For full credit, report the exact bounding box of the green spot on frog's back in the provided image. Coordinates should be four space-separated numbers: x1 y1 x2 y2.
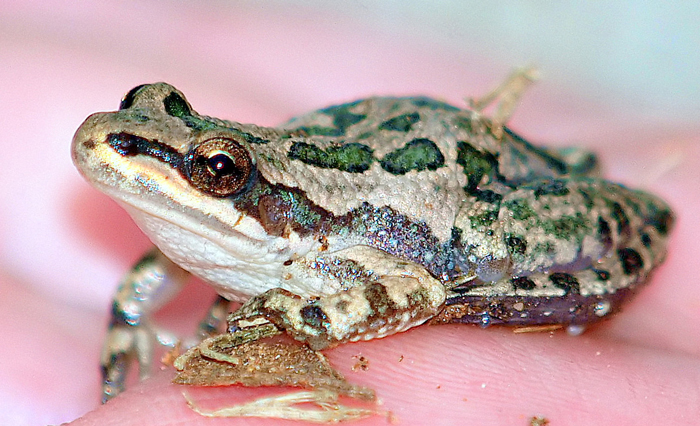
618 248 644 275
288 142 374 173
549 272 580 294
164 92 191 118
471 210 499 228
456 142 498 193
380 138 445 175
410 97 460 112
541 212 591 241
164 92 218 131
296 126 344 137
379 112 420 132
503 198 536 221
333 111 366 129
531 180 570 198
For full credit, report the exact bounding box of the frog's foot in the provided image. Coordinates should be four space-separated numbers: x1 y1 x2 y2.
228 246 447 351
184 389 378 423
173 328 380 422
469 66 539 135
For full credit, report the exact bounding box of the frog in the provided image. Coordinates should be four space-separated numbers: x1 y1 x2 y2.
71 72 674 404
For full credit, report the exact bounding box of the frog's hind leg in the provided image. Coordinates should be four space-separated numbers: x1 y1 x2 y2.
442 178 674 328
501 177 673 290
438 263 641 328
470 66 539 129
227 246 446 351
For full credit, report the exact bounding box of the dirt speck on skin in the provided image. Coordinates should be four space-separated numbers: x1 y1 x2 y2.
352 355 369 371
529 416 550 426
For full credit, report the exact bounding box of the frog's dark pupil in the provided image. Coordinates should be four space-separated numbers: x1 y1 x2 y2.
207 153 236 176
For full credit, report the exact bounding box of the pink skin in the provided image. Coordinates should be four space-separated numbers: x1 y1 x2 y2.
10 107 700 426
2 2 700 425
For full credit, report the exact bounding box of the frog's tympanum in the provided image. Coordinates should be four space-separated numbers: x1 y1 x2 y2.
72 75 674 410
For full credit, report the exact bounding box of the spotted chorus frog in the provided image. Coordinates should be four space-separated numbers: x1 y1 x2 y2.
72 75 674 402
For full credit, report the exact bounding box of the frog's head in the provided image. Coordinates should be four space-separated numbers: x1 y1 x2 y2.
72 83 293 298
73 82 262 195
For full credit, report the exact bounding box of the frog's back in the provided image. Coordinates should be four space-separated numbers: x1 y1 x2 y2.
250 97 475 244
282 96 467 155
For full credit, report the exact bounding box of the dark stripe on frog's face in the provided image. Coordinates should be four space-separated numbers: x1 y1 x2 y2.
106 132 183 169
106 130 255 198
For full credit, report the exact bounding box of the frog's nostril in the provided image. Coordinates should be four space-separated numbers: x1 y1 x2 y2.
81 139 96 150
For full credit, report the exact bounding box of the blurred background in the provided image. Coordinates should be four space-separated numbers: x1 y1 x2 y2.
0 1 697 424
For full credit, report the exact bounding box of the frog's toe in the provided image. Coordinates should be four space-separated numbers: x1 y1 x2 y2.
100 323 155 403
101 351 128 403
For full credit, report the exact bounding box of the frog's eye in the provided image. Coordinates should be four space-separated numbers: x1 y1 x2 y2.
184 138 253 197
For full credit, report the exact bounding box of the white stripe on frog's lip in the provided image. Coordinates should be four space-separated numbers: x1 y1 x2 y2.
74 132 287 256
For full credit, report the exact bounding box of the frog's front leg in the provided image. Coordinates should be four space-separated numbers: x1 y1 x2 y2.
101 248 190 402
227 246 446 351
